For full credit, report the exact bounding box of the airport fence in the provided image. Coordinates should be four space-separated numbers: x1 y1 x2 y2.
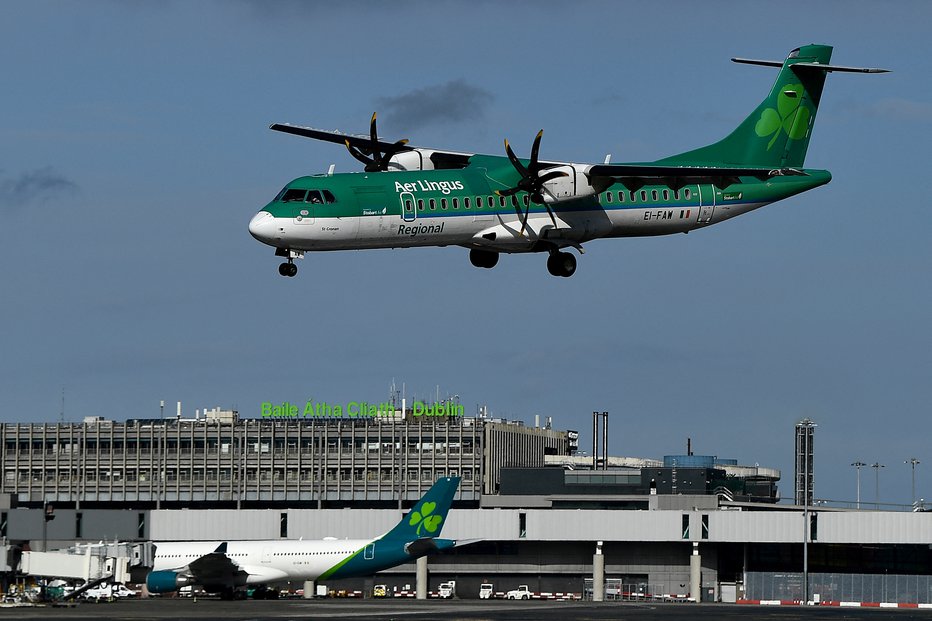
746 571 932 604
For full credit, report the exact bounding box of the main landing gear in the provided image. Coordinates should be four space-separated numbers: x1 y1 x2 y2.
278 261 298 277
546 250 576 278
469 248 578 277
469 249 499 269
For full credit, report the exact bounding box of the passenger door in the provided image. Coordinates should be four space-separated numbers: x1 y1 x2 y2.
697 185 715 223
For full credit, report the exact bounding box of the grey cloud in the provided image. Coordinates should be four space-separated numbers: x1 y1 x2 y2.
867 98 932 122
376 80 494 132
0 167 78 210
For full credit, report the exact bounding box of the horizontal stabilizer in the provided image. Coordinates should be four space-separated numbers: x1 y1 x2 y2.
732 57 889 73
731 57 783 68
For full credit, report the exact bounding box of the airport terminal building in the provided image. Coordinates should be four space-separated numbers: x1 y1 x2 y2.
2 410 932 604
0 409 568 508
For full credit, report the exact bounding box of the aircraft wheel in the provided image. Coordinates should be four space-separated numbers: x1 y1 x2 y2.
279 262 298 277
469 249 499 269
546 251 576 277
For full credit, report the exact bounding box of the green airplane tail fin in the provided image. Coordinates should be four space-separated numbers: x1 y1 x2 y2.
382 476 460 541
658 44 833 169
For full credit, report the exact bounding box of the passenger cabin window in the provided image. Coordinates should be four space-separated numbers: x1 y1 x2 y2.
619 191 625 202
476 196 483 208
417 199 424 211
489 196 495 208
323 190 337 203
464 197 471 209
684 188 692 200
307 190 323 204
607 192 613 203
651 189 658 201
452 198 459 209
523 195 529 207
404 199 413 213
281 188 307 203
662 189 669 201
441 198 448 210
429 199 436 210
499 196 506 208
640 190 647 202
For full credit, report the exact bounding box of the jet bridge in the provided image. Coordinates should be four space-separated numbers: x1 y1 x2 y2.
18 541 153 584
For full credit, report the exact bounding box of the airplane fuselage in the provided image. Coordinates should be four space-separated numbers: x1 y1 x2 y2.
153 538 380 587
249 167 831 256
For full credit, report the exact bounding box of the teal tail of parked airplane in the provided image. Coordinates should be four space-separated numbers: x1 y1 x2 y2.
382 475 459 541
318 476 461 580
147 477 462 597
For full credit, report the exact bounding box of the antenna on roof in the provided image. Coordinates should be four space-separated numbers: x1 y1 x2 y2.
327 164 335 175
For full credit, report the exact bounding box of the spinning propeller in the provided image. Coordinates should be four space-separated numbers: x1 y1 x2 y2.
345 112 410 172
496 130 568 236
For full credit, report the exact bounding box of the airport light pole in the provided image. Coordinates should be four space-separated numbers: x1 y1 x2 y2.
906 458 920 506
871 462 885 509
851 461 866 509
798 419 815 605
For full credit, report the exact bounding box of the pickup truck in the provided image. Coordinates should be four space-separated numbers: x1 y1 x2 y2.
438 581 456 599
478 583 494 599
505 585 532 600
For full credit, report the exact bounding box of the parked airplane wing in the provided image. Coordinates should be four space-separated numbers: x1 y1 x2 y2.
186 542 247 585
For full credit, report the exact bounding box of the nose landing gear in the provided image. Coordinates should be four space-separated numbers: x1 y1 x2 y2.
274 248 304 277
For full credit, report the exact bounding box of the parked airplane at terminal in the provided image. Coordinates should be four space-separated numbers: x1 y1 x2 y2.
249 45 886 278
145 477 460 599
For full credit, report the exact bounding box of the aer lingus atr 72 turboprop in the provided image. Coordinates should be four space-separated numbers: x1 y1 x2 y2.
146 477 459 599
248 45 886 278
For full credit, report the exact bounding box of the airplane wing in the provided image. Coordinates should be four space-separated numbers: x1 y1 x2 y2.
270 122 475 170
270 123 416 155
586 163 808 190
186 542 248 586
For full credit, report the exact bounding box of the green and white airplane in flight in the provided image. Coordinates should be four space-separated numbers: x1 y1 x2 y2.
249 45 886 278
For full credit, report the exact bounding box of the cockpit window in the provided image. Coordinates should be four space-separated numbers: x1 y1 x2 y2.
322 190 337 204
281 188 307 203
307 190 323 204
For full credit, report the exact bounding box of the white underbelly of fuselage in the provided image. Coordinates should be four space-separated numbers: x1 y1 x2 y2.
276 201 767 251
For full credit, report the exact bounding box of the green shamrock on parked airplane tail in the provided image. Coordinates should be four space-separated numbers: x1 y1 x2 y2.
755 83 811 150
409 500 443 536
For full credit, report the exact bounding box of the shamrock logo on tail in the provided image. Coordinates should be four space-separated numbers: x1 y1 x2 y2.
409 501 443 536
754 83 811 149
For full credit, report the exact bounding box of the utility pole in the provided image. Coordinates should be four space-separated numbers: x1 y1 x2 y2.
906 458 920 507
871 462 885 509
851 461 866 509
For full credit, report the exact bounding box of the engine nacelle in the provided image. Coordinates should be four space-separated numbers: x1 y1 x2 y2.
146 569 193 593
388 150 431 171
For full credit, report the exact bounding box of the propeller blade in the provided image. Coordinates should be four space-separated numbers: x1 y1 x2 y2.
369 112 378 145
518 201 532 237
528 130 544 176
545 204 558 228
494 187 520 197
504 139 529 178
345 140 374 167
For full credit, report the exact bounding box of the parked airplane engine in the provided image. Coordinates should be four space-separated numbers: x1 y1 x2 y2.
146 569 193 593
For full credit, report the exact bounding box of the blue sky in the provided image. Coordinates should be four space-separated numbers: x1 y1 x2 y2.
2 1 930 506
